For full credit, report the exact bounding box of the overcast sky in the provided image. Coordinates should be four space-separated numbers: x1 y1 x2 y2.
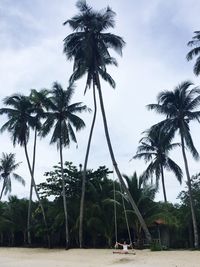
0 0 200 203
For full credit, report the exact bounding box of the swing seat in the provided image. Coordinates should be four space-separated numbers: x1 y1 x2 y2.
113 250 136 255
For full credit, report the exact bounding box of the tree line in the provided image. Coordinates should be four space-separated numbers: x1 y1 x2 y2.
1 161 200 249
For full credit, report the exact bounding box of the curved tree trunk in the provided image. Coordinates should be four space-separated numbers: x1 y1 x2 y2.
96 75 152 244
24 141 51 248
59 139 69 249
180 134 199 248
160 164 167 202
27 128 37 245
79 82 97 248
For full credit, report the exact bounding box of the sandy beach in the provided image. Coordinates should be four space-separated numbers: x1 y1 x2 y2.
0 248 200 267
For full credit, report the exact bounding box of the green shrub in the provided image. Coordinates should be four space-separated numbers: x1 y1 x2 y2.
150 240 162 251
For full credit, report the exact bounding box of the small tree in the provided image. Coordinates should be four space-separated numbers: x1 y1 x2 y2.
0 153 25 200
133 127 182 202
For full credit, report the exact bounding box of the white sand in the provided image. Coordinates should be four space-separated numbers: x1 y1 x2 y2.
0 248 199 267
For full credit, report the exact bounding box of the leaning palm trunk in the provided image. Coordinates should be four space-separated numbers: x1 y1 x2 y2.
160 164 167 202
96 75 152 243
0 181 6 200
24 141 51 248
180 134 199 248
79 83 97 248
59 139 69 249
27 128 37 245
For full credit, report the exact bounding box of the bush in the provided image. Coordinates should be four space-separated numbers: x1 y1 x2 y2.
150 240 162 251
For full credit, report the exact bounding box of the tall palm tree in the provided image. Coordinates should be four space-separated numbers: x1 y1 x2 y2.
132 127 183 202
147 80 200 248
0 94 50 247
0 153 25 200
63 0 151 246
40 82 88 249
187 31 200 75
26 89 49 245
63 0 118 248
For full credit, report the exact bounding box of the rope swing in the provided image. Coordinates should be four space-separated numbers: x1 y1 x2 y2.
119 181 133 248
112 167 134 251
113 177 118 244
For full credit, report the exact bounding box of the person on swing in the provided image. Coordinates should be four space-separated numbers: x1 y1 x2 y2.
114 240 132 254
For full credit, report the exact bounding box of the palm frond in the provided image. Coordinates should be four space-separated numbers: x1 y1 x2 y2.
147 104 169 115
193 56 200 75
69 67 87 85
98 68 116 88
186 93 200 111
76 0 90 13
50 121 62 146
67 113 86 131
142 161 159 183
133 152 155 162
186 47 200 60
166 158 183 184
101 33 125 56
67 123 77 144
187 111 200 122
40 114 55 137
13 173 25 186
182 123 199 160
68 102 90 114
4 178 11 194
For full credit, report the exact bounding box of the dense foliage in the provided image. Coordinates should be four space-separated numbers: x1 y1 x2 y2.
0 162 200 249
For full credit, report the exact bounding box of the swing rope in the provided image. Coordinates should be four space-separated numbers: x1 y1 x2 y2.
119 181 133 248
113 167 133 248
113 178 118 244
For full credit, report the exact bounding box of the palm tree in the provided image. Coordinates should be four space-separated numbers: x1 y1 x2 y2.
132 127 183 202
26 89 49 245
122 172 157 246
63 0 118 248
123 172 157 207
187 31 200 75
40 82 88 249
147 80 200 248
0 153 25 200
0 93 50 247
63 0 151 246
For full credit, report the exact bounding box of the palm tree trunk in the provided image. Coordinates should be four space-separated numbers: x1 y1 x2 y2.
27 128 37 245
160 165 167 202
0 233 3 245
0 181 6 200
96 74 152 244
59 139 69 249
79 82 97 248
180 134 199 248
11 231 14 246
27 180 33 245
24 141 51 248
23 230 27 245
